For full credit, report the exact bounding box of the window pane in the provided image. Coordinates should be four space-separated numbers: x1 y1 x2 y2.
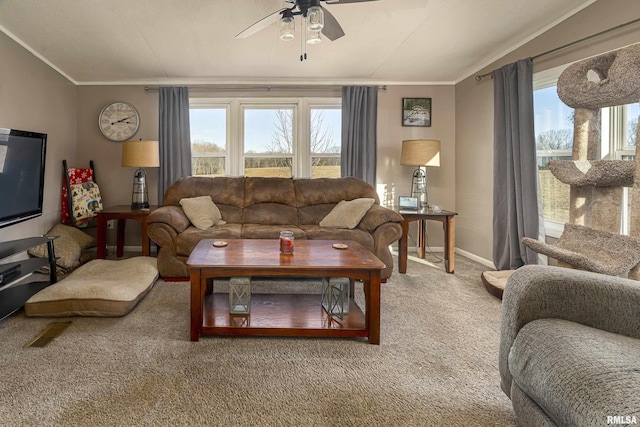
190 108 227 176
534 87 574 223
625 102 639 148
311 156 340 178
537 154 571 223
244 157 292 177
192 157 225 177
310 108 341 154
244 109 293 155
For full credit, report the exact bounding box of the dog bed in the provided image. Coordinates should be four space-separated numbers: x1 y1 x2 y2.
25 257 158 317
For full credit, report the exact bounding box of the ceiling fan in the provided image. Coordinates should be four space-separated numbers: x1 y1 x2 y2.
236 0 380 43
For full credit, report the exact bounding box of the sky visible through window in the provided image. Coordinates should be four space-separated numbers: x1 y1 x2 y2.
190 108 342 153
534 86 573 140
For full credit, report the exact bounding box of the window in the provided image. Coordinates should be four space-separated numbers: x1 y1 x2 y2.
310 107 341 178
190 98 341 179
534 86 574 226
189 107 228 177
534 71 639 237
244 107 295 178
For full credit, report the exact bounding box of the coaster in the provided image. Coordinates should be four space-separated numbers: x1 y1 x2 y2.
213 241 228 247
332 243 348 250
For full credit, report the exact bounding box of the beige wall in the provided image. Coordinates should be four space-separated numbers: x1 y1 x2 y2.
74 85 456 248
455 0 640 266
377 85 455 247
76 86 159 246
0 32 76 243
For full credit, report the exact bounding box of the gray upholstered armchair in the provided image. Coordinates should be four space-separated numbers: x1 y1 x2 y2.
499 265 640 426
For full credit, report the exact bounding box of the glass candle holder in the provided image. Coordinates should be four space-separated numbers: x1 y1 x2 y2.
279 231 294 254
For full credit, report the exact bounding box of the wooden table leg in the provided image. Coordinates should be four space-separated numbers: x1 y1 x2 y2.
116 219 126 258
141 218 150 256
366 271 381 345
399 220 409 274
190 269 202 342
97 215 107 259
444 216 455 273
418 220 426 259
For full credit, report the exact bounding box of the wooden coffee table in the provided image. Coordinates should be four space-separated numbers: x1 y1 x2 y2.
187 239 385 344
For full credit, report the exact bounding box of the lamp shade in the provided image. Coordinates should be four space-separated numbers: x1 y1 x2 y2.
121 140 160 168
400 140 441 167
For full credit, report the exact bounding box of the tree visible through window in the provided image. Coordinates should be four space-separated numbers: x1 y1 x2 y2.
191 98 341 178
534 86 573 224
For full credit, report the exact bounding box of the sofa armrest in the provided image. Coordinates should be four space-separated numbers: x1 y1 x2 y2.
499 265 640 397
358 205 403 233
146 205 191 234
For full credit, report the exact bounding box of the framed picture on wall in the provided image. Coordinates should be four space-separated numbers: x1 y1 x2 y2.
402 98 431 127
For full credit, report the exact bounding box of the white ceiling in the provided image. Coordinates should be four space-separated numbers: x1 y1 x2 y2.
0 0 596 86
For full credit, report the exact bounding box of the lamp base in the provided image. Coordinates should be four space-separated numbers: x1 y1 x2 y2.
131 168 149 211
131 201 149 210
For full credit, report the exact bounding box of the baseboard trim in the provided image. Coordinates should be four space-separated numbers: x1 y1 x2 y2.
455 248 495 269
391 246 495 270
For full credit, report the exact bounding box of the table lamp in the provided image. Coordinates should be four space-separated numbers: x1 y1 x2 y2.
121 140 159 209
400 139 441 208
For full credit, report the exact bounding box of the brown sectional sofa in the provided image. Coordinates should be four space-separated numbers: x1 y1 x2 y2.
147 176 403 280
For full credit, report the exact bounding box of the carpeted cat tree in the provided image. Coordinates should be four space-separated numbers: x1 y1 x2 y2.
483 44 640 298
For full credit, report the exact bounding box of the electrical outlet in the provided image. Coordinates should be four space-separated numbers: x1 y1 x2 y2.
106 220 115 230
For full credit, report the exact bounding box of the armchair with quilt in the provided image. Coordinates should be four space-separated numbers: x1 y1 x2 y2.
499 265 640 426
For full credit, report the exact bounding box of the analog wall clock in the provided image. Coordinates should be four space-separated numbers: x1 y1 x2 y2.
98 101 140 141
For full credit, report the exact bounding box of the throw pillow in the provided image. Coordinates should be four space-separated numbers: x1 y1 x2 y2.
28 224 96 269
180 196 222 230
319 198 375 229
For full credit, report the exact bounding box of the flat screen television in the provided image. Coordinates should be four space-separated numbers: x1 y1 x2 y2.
0 128 47 229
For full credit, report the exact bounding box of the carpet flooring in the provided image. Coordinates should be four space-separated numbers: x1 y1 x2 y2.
0 254 516 426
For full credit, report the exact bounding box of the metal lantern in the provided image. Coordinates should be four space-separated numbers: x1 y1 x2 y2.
229 276 251 314
321 277 350 319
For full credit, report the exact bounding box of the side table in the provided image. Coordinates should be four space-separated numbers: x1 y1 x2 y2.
398 208 458 274
96 205 158 259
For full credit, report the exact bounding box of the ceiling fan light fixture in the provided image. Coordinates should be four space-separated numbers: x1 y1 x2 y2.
307 29 321 44
279 11 295 41
307 3 324 31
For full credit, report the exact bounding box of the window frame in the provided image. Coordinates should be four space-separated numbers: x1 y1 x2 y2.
534 64 638 237
189 100 231 177
189 97 341 178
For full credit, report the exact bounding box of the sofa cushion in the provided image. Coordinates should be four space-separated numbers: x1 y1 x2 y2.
241 224 306 240
245 177 295 205
509 318 640 426
319 198 375 229
294 177 379 206
25 257 158 317
298 203 335 225
300 225 374 251
180 196 223 230
243 203 299 226
176 224 242 256
164 176 246 209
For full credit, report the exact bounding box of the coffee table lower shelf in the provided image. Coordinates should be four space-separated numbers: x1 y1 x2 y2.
200 293 368 339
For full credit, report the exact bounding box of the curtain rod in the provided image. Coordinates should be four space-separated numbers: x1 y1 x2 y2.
144 84 388 92
474 17 640 81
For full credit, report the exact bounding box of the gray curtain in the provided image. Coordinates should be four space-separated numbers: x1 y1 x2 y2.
341 86 377 185
492 58 540 270
158 87 191 203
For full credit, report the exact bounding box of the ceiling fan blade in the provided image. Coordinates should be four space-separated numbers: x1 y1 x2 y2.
236 8 285 38
321 7 345 41
324 0 380 4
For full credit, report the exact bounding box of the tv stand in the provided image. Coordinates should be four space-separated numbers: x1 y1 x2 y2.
0 236 57 321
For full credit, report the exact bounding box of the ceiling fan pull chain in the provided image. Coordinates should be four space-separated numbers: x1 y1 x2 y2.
304 16 308 60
